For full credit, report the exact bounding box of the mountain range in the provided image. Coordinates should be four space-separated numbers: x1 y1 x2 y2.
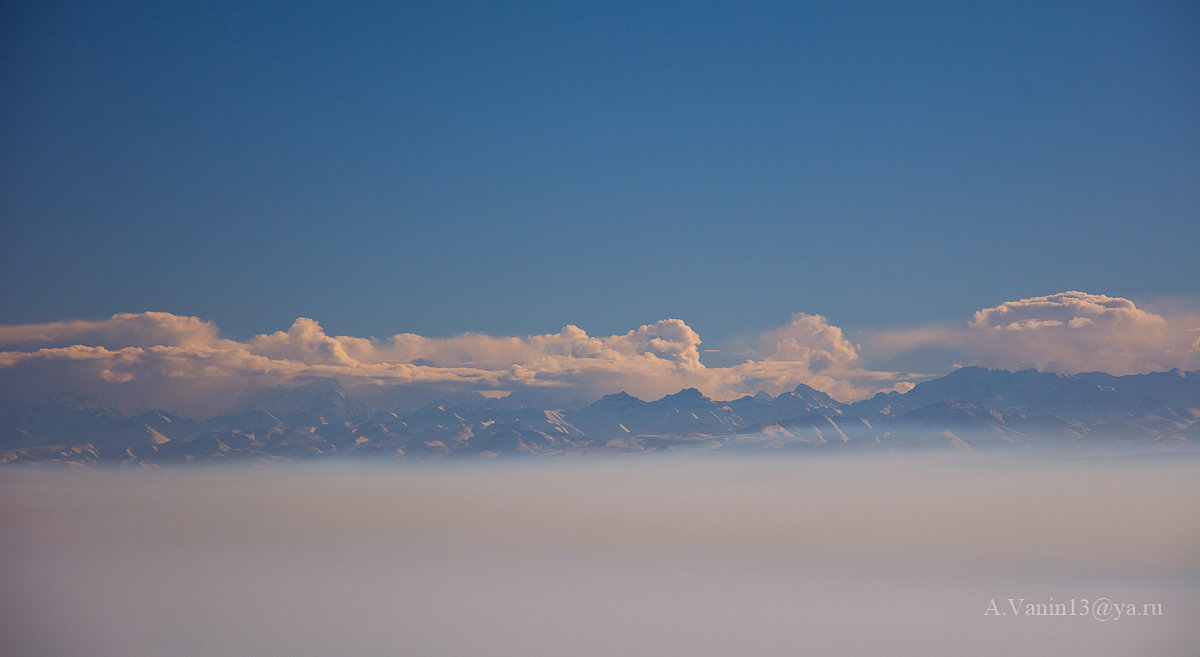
3 367 1198 466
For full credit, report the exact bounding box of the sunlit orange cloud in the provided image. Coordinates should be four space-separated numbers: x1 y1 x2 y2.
0 311 912 415
3 291 1195 416
864 291 1200 375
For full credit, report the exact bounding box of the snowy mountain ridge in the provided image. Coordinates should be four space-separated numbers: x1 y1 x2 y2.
3 367 1198 466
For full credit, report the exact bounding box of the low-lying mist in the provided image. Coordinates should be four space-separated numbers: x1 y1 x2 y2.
3 453 1198 657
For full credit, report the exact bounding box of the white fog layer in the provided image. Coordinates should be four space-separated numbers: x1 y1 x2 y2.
2 455 1198 656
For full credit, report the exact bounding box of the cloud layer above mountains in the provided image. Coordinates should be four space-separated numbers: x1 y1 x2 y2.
1 292 1197 415
869 292 1200 376
965 292 1200 373
0 311 886 414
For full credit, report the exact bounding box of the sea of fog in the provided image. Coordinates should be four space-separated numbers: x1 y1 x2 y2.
3 453 1198 657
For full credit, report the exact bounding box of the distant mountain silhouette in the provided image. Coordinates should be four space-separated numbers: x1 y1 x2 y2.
3 367 1197 466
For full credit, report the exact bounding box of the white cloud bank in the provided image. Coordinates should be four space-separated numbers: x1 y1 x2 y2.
867 291 1200 375
0 311 905 415
965 291 1200 373
2 291 1196 415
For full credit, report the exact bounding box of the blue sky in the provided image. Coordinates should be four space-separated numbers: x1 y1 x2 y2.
2 1 1199 405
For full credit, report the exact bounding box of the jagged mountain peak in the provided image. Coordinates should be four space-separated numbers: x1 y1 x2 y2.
4 367 1199 465
232 378 366 425
786 383 841 405
654 388 711 405
593 391 642 406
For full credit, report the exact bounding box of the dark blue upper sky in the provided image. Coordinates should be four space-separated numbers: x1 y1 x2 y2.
3 1 1197 344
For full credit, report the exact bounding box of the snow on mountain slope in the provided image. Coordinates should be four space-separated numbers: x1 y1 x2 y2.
3 368 1198 465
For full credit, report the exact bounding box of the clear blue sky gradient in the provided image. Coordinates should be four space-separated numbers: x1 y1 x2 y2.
2 1 1197 345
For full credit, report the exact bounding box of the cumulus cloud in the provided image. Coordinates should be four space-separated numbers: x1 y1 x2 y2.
10 291 1186 416
0 312 222 351
867 291 1200 375
964 291 1200 374
250 318 364 367
2 312 882 415
718 313 908 401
